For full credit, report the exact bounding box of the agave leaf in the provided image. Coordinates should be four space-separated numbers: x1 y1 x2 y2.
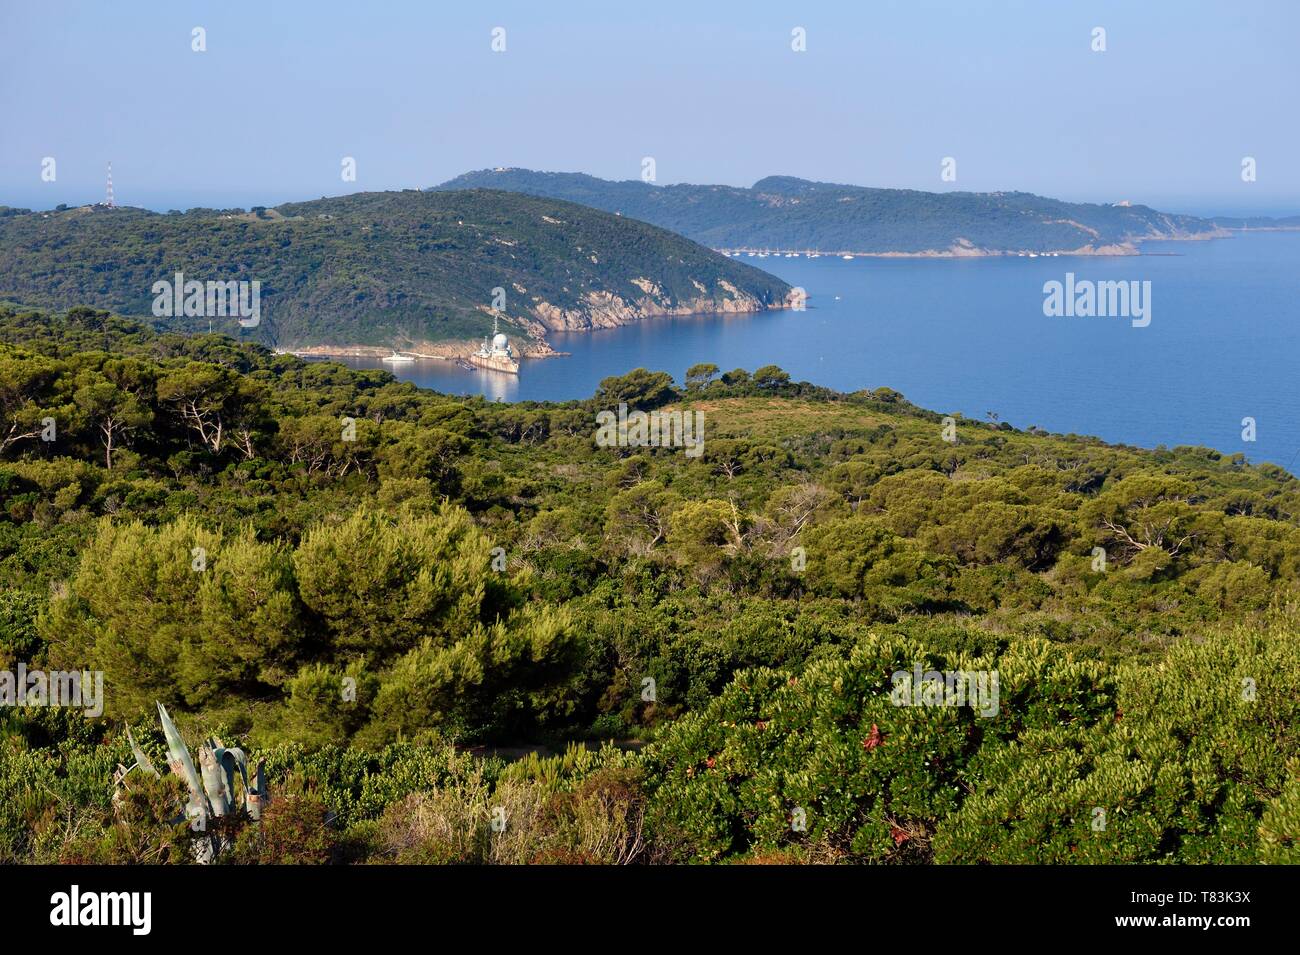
198 744 231 815
125 725 160 778
156 702 204 803
216 746 249 807
246 757 268 821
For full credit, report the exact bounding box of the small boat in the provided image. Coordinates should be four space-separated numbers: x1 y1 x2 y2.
382 351 415 363
841 254 853 260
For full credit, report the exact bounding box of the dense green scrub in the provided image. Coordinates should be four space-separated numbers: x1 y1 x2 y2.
2 304 1298 863
435 169 1234 253
0 189 789 347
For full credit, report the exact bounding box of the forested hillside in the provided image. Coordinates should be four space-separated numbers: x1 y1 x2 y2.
3 303 1298 864
436 169 1239 254
0 191 790 350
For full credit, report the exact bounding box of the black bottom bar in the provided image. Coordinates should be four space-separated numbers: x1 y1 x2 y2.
2 864 1276 942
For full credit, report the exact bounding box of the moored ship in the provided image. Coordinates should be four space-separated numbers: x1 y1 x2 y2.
468 315 520 374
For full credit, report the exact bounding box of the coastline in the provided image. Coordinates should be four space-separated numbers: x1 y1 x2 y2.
279 339 566 362
280 299 792 361
278 226 1299 361
712 228 1260 260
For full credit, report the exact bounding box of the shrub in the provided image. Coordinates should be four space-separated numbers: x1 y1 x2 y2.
375 746 647 865
642 633 1114 863
376 771 494 864
933 623 1300 863
1258 763 1300 864
58 773 199 865
0 589 43 667
229 777 336 865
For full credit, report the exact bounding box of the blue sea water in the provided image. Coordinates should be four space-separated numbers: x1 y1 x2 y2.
335 231 1300 467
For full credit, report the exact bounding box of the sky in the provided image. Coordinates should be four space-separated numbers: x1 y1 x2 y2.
2 0 1297 216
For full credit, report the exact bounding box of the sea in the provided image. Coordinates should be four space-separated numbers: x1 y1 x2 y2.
330 231 1300 467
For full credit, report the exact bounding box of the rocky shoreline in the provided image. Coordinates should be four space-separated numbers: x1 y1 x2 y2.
280 339 567 361
281 287 793 361
279 297 790 361
279 226 1286 362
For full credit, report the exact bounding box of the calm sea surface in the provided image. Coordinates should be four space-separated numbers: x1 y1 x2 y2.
332 231 1300 467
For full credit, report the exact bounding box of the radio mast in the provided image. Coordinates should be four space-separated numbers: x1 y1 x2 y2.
105 162 115 208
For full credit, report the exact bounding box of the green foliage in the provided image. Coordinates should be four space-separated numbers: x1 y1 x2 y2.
435 168 1223 254
46 516 302 713
684 363 719 391
0 190 788 347
228 776 336 864
595 369 678 409
1259 764 1300 864
277 662 378 748
293 505 501 663
0 589 44 667
4 305 1300 864
932 623 1300 863
59 772 200 865
642 631 1113 862
0 727 134 862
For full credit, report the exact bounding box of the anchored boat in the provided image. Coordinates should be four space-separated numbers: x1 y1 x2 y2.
467 314 520 374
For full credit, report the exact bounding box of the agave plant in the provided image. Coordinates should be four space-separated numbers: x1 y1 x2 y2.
112 703 269 863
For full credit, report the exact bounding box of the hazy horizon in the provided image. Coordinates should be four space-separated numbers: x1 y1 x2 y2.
6 172 1300 222
3 0 1298 215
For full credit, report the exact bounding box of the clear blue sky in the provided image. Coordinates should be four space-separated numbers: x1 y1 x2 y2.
3 0 1297 215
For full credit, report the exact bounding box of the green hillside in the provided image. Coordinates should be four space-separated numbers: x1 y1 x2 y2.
0 190 790 349
3 304 1300 864
435 169 1255 253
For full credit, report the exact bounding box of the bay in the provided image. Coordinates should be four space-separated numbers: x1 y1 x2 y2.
332 231 1300 467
